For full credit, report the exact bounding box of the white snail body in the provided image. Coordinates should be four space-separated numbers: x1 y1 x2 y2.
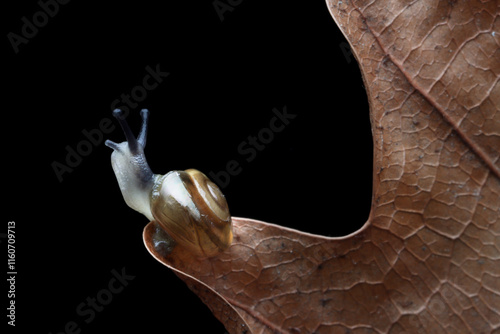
105 109 232 257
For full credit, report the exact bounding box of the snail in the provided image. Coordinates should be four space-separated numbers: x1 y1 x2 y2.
105 109 233 257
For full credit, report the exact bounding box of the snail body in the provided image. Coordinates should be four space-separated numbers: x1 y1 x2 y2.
105 109 232 257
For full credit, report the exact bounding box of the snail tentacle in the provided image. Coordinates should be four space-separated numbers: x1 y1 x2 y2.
137 109 149 148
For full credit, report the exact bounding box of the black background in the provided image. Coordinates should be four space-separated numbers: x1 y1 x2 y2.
5 0 372 333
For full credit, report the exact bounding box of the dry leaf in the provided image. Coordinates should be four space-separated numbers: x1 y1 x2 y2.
144 0 500 333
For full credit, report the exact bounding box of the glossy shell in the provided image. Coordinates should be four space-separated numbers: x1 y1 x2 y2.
151 169 233 257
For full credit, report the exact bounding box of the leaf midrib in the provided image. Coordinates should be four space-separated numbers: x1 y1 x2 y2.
352 4 500 180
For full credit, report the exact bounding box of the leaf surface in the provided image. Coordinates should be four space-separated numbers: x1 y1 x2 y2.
144 1 500 332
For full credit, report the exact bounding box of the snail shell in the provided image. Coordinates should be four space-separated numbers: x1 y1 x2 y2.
151 169 232 257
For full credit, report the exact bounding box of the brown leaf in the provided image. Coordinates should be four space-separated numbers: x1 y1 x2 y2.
144 1 500 333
